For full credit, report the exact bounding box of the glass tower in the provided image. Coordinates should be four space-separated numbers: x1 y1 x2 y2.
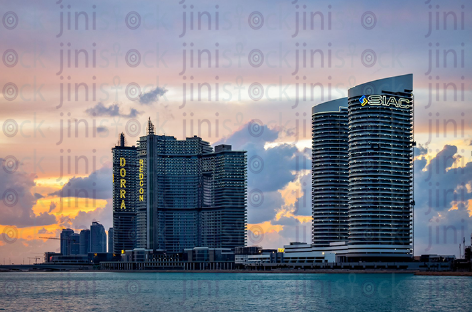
112 133 137 254
311 98 349 248
346 74 414 260
79 229 90 255
90 221 107 253
137 119 247 253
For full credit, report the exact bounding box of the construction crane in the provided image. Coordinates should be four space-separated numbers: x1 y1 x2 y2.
39 236 70 240
28 256 41 264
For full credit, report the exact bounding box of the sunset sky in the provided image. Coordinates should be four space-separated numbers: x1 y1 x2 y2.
1 0 471 264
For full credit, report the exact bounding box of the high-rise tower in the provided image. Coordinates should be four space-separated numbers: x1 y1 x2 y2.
136 119 247 253
311 98 349 248
112 133 137 254
346 74 414 261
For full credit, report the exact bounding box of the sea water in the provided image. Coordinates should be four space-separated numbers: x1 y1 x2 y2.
0 272 470 311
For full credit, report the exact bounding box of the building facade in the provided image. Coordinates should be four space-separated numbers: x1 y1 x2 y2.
346 74 414 261
60 228 74 255
90 221 107 253
136 119 247 253
108 228 114 253
311 98 349 248
112 133 137 254
310 74 414 262
79 229 90 255
70 233 80 255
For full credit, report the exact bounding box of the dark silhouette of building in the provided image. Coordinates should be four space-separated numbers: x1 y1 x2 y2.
70 233 80 255
90 222 106 253
79 229 90 255
108 228 114 253
60 228 74 255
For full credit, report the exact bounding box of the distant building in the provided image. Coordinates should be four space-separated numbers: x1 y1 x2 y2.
235 246 284 267
70 233 80 255
79 229 90 255
108 228 114 253
90 222 106 253
112 133 137 254
60 228 74 255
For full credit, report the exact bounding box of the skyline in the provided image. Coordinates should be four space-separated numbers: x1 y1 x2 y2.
1 0 471 264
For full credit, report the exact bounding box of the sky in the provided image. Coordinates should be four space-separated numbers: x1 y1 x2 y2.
0 0 471 264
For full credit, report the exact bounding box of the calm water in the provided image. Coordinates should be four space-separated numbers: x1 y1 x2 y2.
0 272 471 311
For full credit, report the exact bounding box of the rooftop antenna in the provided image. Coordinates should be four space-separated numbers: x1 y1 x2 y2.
119 132 126 147
147 117 154 135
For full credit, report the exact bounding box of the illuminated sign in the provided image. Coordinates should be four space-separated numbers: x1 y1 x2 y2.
278 248 285 253
359 95 412 109
120 157 126 209
139 159 144 201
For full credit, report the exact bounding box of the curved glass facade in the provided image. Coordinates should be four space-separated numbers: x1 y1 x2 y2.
312 99 349 248
347 74 414 260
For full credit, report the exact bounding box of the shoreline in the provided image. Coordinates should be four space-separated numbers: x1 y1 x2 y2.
3 269 471 276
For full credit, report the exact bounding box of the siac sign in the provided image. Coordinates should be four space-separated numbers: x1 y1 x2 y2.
359 95 413 109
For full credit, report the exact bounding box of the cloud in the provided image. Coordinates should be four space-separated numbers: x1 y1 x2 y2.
48 202 57 213
48 164 112 200
248 217 312 248
217 123 310 193
0 158 56 228
34 193 44 199
216 123 310 223
57 202 112 231
139 87 167 105
97 126 107 133
37 228 53 235
414 144 428 157
290 172 311 216
248 191 286 224
85 102 140 118
413 145 472 256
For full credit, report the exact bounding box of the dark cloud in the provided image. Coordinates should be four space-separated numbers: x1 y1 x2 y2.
414 145 472 214
48 202 57 213
34 193 44 199
272 216 301 227
139 87 167 105
248 191 285 224
216 123 310 223
48 165 112 200
72 203 112 230
96 126 107 133
217 123 310 193
413 145 472 256
414 144 428 157
290 172 311 216
58 203 112 231
37 228 53 235
0 158 56 228
85 102 140 118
